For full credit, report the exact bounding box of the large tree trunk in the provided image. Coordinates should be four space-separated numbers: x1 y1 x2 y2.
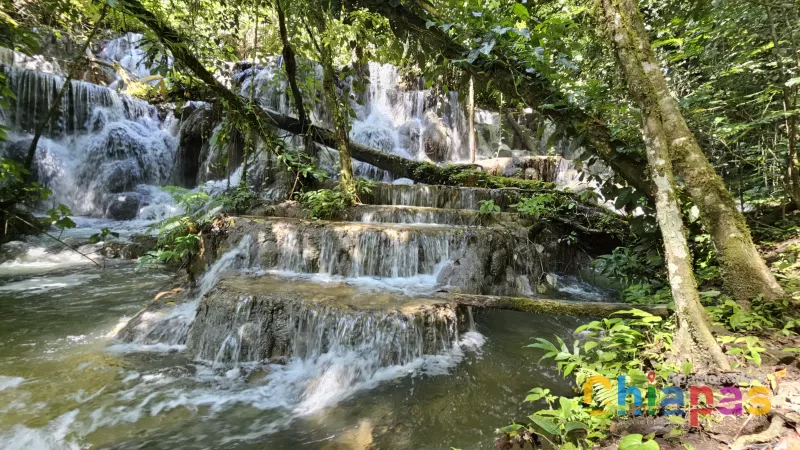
276 0 308 129
353 0 783 304
599 0 730 370
620 0 784 303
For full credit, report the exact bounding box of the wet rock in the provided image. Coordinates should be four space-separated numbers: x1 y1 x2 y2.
186 277 464 364
496 147 513 158
397 121 421 152
100 235 157 259
0 241 32 261
422 111 451 162
105 193 141 220
175 105 215 187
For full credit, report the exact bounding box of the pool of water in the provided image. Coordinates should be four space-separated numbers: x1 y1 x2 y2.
0 263 583 449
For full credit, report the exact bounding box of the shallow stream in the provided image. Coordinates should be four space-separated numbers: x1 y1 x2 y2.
0 259 583 449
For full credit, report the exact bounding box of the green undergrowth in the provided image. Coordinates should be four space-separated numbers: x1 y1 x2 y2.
497 309 677 449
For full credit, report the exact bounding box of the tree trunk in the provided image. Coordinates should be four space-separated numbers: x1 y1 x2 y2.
468 77 476 164
505 112 542 155
623 0 784 303
436 293 668 318
276 0 308 129
598 0 730 370
353 0 783 303
310 13 356 197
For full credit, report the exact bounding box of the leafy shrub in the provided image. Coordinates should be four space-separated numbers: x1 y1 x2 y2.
298 188 347 220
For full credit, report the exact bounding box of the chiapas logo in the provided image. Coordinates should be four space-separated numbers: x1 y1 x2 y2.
582 371 773 426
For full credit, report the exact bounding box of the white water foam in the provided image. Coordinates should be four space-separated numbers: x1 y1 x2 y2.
0 274 100 294
0 376 25 392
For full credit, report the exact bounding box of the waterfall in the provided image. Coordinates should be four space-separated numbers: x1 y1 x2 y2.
264 220 455 279
0 65 178 218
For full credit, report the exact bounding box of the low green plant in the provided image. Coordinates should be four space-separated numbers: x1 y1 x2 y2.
219 184 259 215
717 335 766 367
512 193 559 219
298 188 348 220
138 187 218 276
497 309 675 449
356 179 376 197
478 199 501 216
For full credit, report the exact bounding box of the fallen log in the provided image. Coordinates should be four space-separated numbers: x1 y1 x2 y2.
435 292 669 318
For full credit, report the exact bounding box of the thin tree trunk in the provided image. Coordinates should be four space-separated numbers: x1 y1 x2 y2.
598 0 730 370
468 77 476 164
307 14 356 197
25 6 107 170
276 0 308 128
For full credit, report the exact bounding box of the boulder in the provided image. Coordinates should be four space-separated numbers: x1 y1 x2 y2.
105 193 141 220
0 241 33 262
421 111 451 162
175 105 215 187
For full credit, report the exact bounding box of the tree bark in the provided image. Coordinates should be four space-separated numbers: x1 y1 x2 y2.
599 0 730 370
353 0 783 303
624 0 784 303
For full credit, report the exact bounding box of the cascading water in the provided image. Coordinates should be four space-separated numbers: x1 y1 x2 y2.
0 64 178 218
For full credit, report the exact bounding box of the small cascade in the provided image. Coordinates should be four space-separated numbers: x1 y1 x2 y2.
1 65 160 137
348 205 482 226
116 236 254 347
362 183 521 211
0 64 177 217
259 219 456 279
186 277 467 367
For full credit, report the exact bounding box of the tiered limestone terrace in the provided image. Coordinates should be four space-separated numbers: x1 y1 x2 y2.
187 276 469 365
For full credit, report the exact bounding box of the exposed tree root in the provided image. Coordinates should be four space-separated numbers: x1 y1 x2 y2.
732 415 786 450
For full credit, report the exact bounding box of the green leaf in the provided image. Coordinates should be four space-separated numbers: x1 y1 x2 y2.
564 421 587 433
511 3 529 20
560 397 573 417
619 433 660 450
528 415 559 435
786 77 800 87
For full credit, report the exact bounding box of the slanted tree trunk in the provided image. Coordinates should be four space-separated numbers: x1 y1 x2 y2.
598 0 730 370
354 0 783 303
615 0 784 303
